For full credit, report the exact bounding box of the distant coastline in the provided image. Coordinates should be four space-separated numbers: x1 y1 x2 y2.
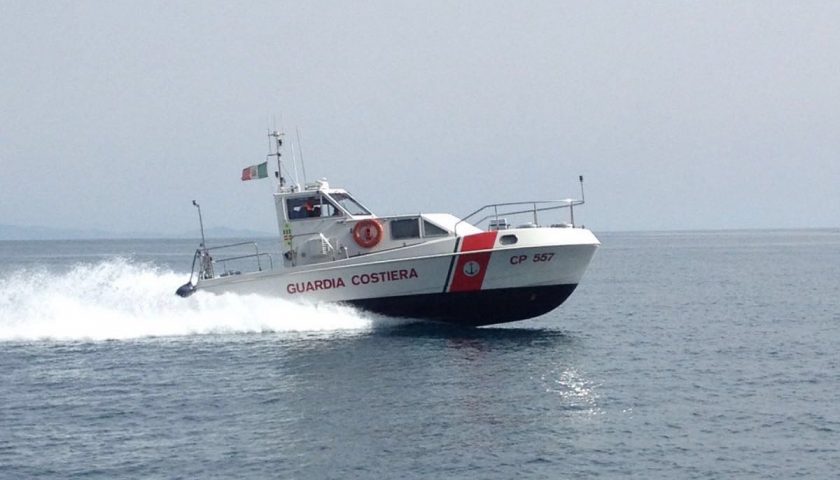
0 224 274 241
2 223 836 241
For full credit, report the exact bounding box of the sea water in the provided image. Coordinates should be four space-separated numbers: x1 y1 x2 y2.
1 231 838 479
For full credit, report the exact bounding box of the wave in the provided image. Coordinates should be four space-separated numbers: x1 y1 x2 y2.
0 259 381 342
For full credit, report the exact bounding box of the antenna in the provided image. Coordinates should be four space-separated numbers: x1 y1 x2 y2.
289 134 300 187
192 200 206 248
268 130 285 187
296 127 308 184
578 175 585 204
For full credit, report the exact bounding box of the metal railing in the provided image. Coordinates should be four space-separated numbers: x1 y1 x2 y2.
454 199 585 233
189 241 274 281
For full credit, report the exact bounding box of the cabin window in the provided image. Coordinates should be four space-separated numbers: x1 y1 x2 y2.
499 234 518 245
329 193 371 216
319 200 342 217
390 218 420 240
422 220 448 237
287 195 342 220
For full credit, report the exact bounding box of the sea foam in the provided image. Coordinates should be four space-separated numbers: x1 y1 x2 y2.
0 259 377 342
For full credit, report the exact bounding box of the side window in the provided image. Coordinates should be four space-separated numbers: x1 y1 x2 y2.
422 220 448 237
330 192 371 215
390 218 420 240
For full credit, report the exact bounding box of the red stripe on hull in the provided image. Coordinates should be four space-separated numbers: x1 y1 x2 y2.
448 232 498 292
460 231 498 251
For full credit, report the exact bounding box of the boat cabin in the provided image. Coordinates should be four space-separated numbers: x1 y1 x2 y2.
274 180 465 267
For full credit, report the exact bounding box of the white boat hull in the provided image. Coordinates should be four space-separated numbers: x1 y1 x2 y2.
195 228 599 326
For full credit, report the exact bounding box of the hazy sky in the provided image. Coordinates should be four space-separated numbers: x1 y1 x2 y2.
2 1 838 234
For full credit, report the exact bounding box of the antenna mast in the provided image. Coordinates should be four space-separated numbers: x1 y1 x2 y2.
296 127 308 185
268 130 285 188
579 175 585 204
289 135 300 187
192 200 206 248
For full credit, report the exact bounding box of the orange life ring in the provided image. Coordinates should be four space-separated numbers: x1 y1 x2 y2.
353 219 384 249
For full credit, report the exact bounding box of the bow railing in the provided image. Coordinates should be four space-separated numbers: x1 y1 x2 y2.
454 198 584 233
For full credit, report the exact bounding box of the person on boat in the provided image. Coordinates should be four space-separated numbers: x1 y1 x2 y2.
304 198 320 217
199 250 214 279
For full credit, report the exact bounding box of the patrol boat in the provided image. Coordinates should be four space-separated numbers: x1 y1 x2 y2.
176 132 600 326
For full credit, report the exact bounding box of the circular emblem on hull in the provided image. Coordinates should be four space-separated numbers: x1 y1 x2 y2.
463 260 481 277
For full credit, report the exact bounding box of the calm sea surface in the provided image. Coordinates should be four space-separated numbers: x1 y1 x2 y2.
1 231 838 479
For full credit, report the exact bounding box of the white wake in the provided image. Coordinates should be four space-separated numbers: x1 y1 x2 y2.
0 259 379 342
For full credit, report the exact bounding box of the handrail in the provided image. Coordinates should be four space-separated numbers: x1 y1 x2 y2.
471 202 577 227
203 241 265 271
286 231 331 242
203 241 261 252
190 241 275 279
454 199 584 232
215 252 274 275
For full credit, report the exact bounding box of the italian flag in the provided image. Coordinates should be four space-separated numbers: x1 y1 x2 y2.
241 161 268 181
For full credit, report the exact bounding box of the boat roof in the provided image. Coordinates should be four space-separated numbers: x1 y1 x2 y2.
422 213 481 235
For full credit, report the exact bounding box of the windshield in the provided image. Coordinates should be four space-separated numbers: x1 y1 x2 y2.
329 192 371 216
286 194 343 220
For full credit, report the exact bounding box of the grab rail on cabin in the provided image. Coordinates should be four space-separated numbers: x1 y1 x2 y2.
454 199 585 233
